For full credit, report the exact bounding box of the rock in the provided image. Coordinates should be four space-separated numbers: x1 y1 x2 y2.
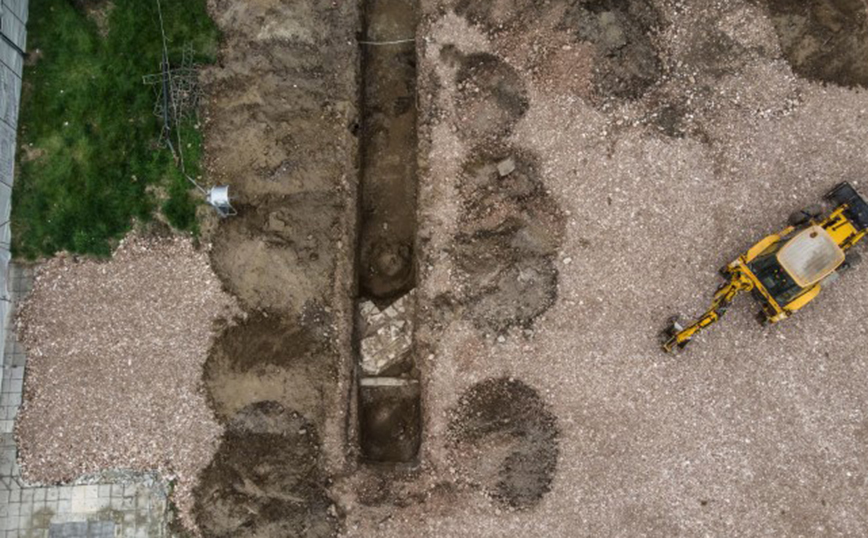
497 158 516 177
598 11 627 52
266 213 287 232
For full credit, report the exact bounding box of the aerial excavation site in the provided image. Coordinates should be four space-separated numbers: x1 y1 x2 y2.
1 0 868 536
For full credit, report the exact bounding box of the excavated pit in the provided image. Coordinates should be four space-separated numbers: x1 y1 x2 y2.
356 0 422 464
203 315 337 426
453 53 530 141
193 402 337 537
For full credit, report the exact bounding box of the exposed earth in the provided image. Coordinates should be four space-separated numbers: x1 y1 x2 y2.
15 0 868 536
195 0 359 535
193 401 337 538
447 378 559 509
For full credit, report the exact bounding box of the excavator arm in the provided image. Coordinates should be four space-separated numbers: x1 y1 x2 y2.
662 270 755 352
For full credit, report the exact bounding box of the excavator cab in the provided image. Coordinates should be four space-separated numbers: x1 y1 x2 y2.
748 248 804 310
662 182 868 352
747 224 846 323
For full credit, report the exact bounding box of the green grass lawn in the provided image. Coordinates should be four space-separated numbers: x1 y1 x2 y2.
12 0 219 258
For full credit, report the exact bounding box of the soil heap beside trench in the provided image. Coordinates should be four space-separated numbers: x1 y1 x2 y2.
194 0 361 536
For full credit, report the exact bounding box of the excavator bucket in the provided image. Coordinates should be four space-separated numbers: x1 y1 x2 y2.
826 182 868 231
660 315 689 351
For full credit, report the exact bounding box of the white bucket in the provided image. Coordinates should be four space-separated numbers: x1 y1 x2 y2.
206 186 237 218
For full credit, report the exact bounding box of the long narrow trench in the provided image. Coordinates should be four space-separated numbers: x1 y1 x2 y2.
356 0 421 464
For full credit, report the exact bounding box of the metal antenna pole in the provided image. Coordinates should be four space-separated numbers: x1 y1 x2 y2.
153 0 206 194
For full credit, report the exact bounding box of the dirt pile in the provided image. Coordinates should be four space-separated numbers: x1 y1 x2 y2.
194 402 337 538
203 314 337 426
453 146 565 332
196 0 359 535
448 378 559 509
766 0 868 88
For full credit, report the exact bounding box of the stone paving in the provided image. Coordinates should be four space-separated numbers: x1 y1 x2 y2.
0 264 171 538
1 264 29 437
358 290 415 376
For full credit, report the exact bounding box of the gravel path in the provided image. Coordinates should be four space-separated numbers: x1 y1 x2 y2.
15 235 239 532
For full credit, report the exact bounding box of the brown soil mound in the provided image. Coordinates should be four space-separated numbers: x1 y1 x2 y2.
448 378 559 509
203 314 337 426
766 0 868 88
194 401 337 538
452 146 565 332
454 53 529 141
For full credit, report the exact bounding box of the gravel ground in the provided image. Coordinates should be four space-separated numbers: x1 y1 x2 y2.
340 0 868 536
15 234 239 532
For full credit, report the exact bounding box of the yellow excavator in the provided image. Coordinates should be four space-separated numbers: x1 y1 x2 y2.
662 182 868 352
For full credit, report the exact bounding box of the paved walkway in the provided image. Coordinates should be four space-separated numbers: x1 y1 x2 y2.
0 264 170 538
